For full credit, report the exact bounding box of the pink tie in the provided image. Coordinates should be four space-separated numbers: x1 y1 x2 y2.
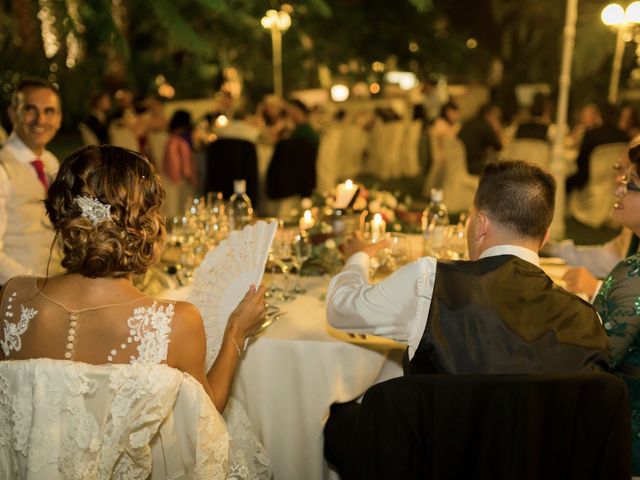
30 159 48 190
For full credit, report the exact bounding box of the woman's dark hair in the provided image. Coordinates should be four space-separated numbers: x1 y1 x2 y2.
45 146 166 278
439 101 459 122
169 109 192 132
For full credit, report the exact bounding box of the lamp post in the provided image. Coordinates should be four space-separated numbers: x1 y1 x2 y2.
601 2 640 104
261 9 291 98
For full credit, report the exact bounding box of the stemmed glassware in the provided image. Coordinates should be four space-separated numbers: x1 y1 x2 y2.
271 228 295 302
291 232 312 294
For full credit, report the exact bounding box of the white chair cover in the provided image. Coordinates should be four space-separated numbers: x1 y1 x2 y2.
401 120 423 177
109 125 140 152
440 138 479 213
568 142 628 228
505 138 551 168
0 359 229 480
339 123 369 180
368 121 405 180
78 123 100 146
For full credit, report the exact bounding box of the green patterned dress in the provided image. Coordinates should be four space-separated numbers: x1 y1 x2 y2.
594 253 640 474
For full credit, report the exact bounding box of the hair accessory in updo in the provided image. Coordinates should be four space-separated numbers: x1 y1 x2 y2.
74 195 112 224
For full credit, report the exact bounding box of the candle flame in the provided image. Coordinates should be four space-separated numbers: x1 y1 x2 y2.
304 210 313 220
345 179 353 188
373 213 383 223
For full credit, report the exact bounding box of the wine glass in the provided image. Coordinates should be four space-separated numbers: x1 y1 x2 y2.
291 232 312 293
386 233 411 271
272 229 295 301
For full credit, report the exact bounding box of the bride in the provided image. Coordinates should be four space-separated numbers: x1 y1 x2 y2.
0 145 271 478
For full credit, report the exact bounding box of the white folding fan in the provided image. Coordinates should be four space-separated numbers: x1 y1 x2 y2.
188 220 278 370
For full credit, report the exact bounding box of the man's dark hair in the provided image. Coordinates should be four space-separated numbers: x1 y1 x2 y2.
475 160 555 241
11 77 60 107
169 109 192 132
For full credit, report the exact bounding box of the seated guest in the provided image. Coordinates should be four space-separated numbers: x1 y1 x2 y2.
0 145 269 477
324 160 610 474
514 92 552 141
85 91 112 144
566 102 628 194
459 103 503 175
578 141 640 474
570 103 602 149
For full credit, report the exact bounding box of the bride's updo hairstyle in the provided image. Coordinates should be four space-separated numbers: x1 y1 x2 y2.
46 145 166 278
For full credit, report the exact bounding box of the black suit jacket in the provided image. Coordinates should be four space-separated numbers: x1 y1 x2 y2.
205 139 259 206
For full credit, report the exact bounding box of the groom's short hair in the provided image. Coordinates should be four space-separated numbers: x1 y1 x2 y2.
475 160 555 241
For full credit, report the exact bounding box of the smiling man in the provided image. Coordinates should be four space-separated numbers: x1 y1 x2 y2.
0 78 62 285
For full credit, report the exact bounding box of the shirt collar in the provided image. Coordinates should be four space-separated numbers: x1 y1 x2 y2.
478 244 540 267
4 131 54 165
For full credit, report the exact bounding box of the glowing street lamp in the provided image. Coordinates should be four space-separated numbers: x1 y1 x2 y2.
261 9 291 98
601 2 640 103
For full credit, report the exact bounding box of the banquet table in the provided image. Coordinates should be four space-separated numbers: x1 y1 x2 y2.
162 273 405 480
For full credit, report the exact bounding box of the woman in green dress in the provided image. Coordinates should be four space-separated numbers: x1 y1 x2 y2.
593 141 640 474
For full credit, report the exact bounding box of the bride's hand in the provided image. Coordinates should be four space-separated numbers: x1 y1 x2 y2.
226 285 267 341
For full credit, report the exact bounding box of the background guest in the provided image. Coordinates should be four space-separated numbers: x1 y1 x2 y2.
459 103 503 175
163 110 197 218
85 91 112 144
0 77 63 286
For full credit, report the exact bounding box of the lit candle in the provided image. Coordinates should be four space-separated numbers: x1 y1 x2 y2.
334 179 358 209
299 209 315 231
370 213 386 242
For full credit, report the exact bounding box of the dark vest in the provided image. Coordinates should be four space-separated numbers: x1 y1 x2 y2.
407 255 611 375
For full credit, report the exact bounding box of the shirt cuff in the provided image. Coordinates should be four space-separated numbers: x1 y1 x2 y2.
345 252 370 276
590 280 603 304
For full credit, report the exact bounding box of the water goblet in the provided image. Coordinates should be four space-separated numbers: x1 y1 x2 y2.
291 232 312 294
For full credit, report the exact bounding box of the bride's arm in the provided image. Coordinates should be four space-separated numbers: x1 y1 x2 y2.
168 286 266 412
206 285 266 412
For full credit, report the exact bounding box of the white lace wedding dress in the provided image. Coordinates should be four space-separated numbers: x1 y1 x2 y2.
0 276 270 479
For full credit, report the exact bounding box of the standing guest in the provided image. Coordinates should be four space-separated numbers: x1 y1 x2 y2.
0 77 62 286
566 103 628 194
430 101 461 165
85 91 112 144
459 103 503 175
266 99 319 217
324 160 610 475
162 110 197 218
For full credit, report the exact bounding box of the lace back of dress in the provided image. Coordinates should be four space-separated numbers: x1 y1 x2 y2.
0 276 175 365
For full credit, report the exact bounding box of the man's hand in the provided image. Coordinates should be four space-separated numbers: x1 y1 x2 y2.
562 267 599 299
342 231 390 259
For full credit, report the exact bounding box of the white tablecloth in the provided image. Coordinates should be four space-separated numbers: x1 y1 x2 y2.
163 274 404 480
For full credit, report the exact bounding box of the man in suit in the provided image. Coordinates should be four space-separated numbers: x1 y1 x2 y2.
0 78 62 285
566 102 629 194
324 160 610 474
85 91 111 144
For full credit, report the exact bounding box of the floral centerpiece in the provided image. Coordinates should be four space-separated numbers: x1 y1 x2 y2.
298 184 422 275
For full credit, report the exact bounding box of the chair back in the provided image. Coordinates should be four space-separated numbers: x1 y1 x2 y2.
439 137 479 213
347 373 631 480
401 120 423 177
569 142 627 228
78 122 100 146
505 138 550 168
0 359 229 479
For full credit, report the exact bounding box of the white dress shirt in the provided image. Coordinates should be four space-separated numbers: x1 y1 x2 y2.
0 132 58 281
326 245 540 360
